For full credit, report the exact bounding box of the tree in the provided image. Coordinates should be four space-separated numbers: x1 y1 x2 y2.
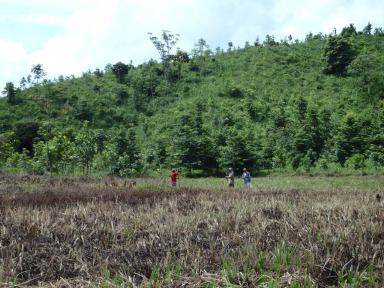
154 138 167 166
75 121 102 176
31 63 47 86
33 133 75 175
13 122 40 154
348 51 384 98
218 133 249 171
362 22 372 35
192 38 210 76
27 74 32 87
125 128 139 166
148 30 179 85
272 148 287 171
20 77 27 90
340 23 357 37
173 106 217 173
264 34 279 46
110 128 140 176
131 59 161 105
323 35 357 75
368 149 384 173
0 134 16 163
172 49 190 79
173 49 190 63
49 134 75 175
305 107 325 157
2 82 16 104
333 113 367 165
296 96 307 122
111 62 131 83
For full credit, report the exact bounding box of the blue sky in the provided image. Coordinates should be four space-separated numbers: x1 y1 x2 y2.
1 0 384 87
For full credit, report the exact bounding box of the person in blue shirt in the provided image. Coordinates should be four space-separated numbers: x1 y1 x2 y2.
242 168 252 188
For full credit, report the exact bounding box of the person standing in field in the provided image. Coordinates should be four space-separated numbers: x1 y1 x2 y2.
225 167 235 188
242 168 252 188
170 168 179 187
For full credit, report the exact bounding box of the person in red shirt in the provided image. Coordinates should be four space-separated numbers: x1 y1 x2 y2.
170 169 179 187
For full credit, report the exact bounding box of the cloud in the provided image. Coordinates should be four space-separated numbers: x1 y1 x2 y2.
0 40 29 85
24 0 120 78
65 0 117 37
1 0 384 86
27 35 90 77
0 39 27 62
0 13 68 26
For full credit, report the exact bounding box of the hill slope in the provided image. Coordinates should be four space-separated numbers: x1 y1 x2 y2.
1 24 384 176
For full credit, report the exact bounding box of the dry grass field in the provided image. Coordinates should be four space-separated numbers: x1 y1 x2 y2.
0 174 383 287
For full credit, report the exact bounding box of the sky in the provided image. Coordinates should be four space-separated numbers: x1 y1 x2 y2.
1 0 384 87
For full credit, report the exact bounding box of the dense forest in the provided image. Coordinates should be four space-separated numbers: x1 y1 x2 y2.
1 23 384 177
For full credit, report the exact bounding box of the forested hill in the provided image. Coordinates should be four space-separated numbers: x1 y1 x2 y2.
1 23 384 176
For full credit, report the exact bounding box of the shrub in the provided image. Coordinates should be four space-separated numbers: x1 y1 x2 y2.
344 153 366 170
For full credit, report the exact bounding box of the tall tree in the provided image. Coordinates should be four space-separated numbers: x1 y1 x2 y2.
111 128 140 176
192 38 210 76
362 22 372 35
75 121 101 176
148 30 179 86
2 82 16 104
31 63 47 86
20 77 27 90
173 106 217 173
333 113 366 165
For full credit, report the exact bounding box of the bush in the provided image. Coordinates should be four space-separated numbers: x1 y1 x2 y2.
223 85 243 98
345 153 366 170
316 158 329 171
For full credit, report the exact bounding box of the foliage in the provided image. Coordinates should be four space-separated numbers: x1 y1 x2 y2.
323 35 357 75
74 121 105 176
111 61 131 83
148 30 179 84
31 63 47 85
0 23 384 176
2 82 16 104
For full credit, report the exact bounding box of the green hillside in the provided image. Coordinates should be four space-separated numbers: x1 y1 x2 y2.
1 23 384 176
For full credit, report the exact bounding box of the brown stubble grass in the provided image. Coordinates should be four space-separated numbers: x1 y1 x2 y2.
0 175 383 287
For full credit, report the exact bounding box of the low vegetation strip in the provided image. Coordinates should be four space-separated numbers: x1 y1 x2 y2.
0 175 383 287
0 187 161 208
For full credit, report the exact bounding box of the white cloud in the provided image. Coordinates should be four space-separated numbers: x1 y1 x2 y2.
1 0 384 86
0 13 68 25
23 0 120 78
282 26 296 36
0 40 29 85
0 39 27 62
65 0 117 37
27 35 90 77
22 13 68 26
